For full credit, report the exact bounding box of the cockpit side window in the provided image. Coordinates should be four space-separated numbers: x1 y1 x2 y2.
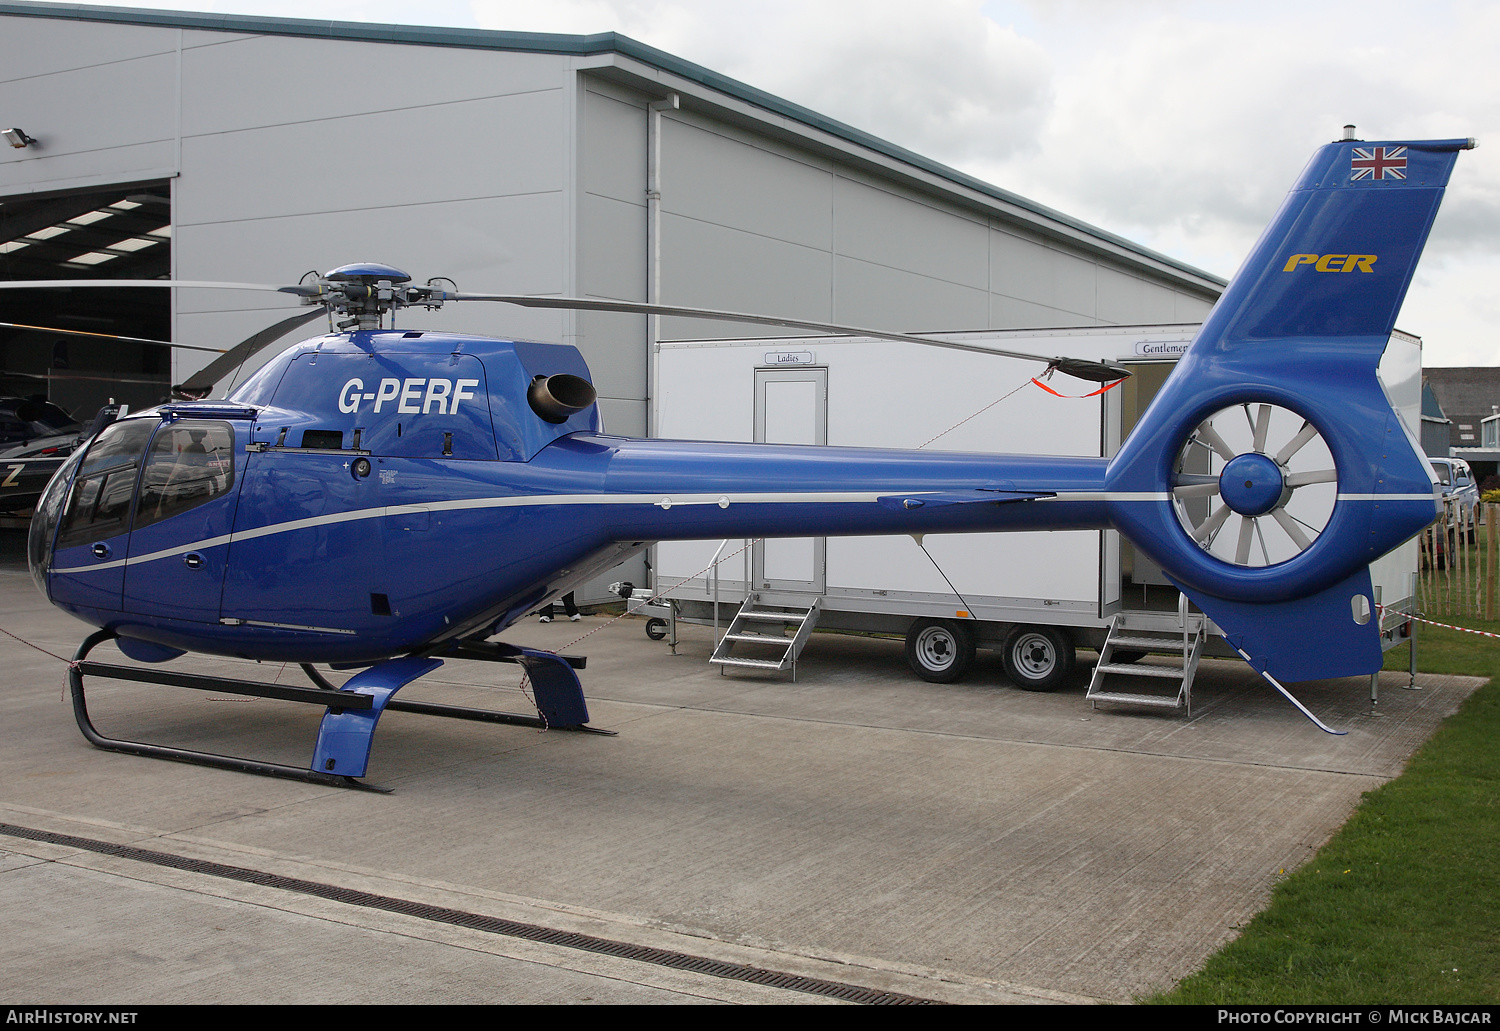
133 421 235 531
55 419 156 551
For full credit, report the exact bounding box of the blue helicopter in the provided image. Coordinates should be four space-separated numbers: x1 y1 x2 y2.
3 134 1473 788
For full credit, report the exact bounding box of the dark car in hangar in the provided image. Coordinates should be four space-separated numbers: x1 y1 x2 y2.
0 398 80 449
0 400 119 516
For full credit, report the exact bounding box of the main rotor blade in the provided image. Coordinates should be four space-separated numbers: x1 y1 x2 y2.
0 279 291 292
452 293 1132 381
0 279 1138 381
0 321 225 354
176 308 328 396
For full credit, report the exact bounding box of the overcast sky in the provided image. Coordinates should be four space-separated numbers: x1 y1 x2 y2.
61 0 1500 366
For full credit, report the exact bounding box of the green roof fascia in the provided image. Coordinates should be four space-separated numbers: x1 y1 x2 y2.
0 1 1226 290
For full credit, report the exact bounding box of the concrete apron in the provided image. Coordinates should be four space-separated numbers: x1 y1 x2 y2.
0 567 1480 1003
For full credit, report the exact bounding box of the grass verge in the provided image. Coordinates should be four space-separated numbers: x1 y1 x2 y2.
1149 616 1500 1003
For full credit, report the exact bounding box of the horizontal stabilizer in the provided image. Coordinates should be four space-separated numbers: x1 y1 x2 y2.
876 489 1049 510
1174 567 1382 683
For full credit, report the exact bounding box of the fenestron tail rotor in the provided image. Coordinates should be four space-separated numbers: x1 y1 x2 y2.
1171 403 1337 567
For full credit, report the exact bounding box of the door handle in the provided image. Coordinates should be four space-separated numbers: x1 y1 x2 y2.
183 552 204 570
91 543 111 560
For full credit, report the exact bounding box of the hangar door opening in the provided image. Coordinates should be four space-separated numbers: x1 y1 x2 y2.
752 367 827 594
0 181 173 420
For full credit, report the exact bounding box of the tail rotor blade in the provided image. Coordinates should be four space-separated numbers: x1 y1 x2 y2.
1252 403 1272 453
1173 482 1221 498
1193 503 1232 543
1284 468 1338 488
1275 420 1319 465
1235 516 1256 565
1272 507 1315 552
1196 421 1237 463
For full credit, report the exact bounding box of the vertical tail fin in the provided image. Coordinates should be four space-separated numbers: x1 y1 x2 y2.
1106 135 1474 683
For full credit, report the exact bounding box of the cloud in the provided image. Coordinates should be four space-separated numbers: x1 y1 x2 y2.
470 0 1054 165
984 2 1500 269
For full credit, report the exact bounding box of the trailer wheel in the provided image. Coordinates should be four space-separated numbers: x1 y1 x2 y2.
905 619 975 683
644 618 668 641
1109 650 1146 665
1003 626 1074 692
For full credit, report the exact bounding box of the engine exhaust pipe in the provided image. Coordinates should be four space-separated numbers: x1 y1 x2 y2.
527 373 597 423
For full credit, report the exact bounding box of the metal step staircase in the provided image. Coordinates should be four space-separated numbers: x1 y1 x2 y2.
709 593 822 680
1086 595 1206 716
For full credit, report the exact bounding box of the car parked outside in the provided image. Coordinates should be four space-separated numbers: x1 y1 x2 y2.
1430 457 1479 517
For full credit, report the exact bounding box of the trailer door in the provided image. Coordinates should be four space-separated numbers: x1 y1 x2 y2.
753 368 826 593
1118 362 1183 602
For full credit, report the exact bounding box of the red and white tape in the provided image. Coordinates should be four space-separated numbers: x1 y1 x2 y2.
1379 605 1500 641
1406 614 1500 640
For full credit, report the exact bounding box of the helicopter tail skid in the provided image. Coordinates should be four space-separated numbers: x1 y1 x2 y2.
1104 135 1475 684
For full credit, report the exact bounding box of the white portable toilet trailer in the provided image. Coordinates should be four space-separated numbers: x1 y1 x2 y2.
648 324 1423 698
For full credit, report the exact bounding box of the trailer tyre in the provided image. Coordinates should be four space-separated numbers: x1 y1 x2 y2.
644 618 668 641
905 619 975 683
1003 626 1074 692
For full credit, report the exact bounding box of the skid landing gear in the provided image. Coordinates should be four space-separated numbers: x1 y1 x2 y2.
67 629 612 790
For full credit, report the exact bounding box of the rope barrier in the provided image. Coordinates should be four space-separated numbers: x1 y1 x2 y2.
1376 600 1500 641
1404 613 1500 640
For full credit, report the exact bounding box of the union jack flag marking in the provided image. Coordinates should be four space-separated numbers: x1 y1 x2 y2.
1351 146 1407 181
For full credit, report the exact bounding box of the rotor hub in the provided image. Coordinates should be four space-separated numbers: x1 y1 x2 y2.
324 262 412 286
1218 452 1285 516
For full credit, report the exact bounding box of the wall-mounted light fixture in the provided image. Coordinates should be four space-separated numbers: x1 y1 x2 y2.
2 128 38 149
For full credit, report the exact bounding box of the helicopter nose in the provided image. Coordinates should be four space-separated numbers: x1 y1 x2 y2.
28 447 81 600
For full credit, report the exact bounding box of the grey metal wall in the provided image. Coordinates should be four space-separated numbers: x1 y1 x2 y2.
576 79 650 436
0 16 581 392
169 31 578 390
647 109 1216 335
572 75 1216 436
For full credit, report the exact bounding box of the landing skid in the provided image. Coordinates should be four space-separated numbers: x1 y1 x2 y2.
67 629 612 790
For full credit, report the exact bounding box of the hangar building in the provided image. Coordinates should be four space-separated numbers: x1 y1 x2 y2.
0 0 1225 592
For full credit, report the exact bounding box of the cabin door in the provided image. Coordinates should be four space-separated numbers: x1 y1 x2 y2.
121 419 242 622
48 419 158 612
752 367 827 594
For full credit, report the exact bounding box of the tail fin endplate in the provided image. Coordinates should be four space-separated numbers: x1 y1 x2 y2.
1108 137 1473 682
